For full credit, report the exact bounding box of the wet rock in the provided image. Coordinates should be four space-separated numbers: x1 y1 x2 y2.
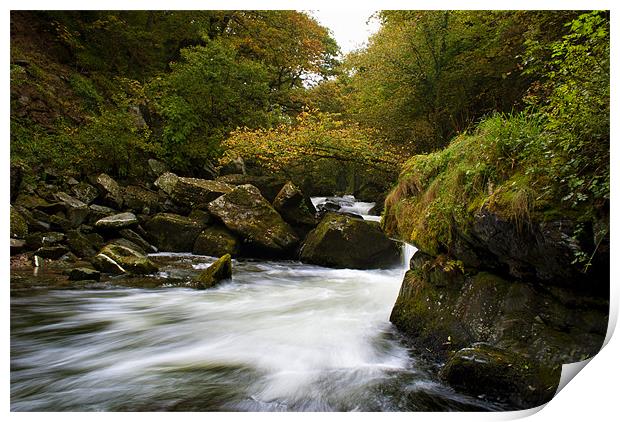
35 245 70 259
155 172 232 207
66 267 101 281
95 212 138 230
55 192 89 227
71 182 99 205
207 184 299 257
123 185 159 214
300 213 401 269
273 182 317 236
191 254 232 289
193 226 240 257
66 230 105 258
439 343 560 409
10 206 29 238
119 229 157 253
94 243 158 275
93 173 124 208
216 174 287 202
145 213 205 252
92 254 126 275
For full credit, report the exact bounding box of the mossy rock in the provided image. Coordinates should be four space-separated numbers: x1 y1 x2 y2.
66 229 104 258
216 174 288 202
193 226 240 257
207 184 299 257
155 172 232 208
272 181 317 236
192 254 232 289
93 173 124 209
439 343 561 409
93 243 158 275
95 212 138 230
10 206 29 238
300 213 401 269
144 213 205 252
123 185 160 214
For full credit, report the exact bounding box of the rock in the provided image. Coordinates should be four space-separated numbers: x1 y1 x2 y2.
193 226 240 257
93 173 124 208
67 267 101 281
71 182 99 204
35 245 70 259
207 184 299 256
439 343 560 409
48 214 73 232
123 185 159 214
108 238 148 255
15 192 50 210
148 158 169 177
10 207 29 238
94 243 158 274
219 156 246 176
88 204 116 224
66 177 80 186
273 182 317 236
300 213 401 269
216 174 288 202
154 172 179 196
95 212 138 230
119 229 157 253
188 209 212 225
55 192 89 227
389 254 607 365
10 238 26 255
192 254 232 289
145 213 205 252
25 231 66 249
155 172 233 208
92 254 126 275
66 230 105 258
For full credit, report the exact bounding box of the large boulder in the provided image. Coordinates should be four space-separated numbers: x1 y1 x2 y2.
272 182 317 236
71 182 99 205
95 212 138 230
119 229 157 253
439 343 560 409
155 172 232 208
93 173 124 209
92 243 158 275
55 192 89 227
300 213 401 269
207 184 299 257
123 185 160 214
216 174 287 202
66 229 105 258
191 254 233 289
144 213 205 252
87 204 116 224
193 226 240 257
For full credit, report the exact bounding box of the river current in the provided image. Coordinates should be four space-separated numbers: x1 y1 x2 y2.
10 198 502 411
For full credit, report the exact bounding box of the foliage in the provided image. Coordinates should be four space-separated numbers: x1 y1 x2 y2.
221 111 403 176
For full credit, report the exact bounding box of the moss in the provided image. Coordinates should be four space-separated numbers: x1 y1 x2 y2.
10 207 29 238
193 254 233 289
383 113 602 256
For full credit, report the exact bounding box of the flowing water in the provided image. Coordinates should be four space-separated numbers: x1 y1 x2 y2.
10 199 503 412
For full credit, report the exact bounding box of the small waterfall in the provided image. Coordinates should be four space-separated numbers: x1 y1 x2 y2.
401 243 417 271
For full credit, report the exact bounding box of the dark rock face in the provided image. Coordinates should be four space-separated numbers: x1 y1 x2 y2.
272 182 317 236
207 184 299 257
439 344 560 409
35 245 69 259
191 254 233 289
10 238 26 255
300 213 401 269
155 172 232 208
66 230 104 258
215 174 287 202
119 229 157 253
123 185 159 214
389 250 607 409
10 163 22 203
145 213 205 252
71 182 99 205
193 226 240 257
10 207 29 238
67 267 101 281
88 204 116 224
93 173 124 209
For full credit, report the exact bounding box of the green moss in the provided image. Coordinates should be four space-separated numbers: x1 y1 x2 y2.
384 112 602 255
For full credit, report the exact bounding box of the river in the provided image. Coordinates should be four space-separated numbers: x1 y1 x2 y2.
10 198 503 411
